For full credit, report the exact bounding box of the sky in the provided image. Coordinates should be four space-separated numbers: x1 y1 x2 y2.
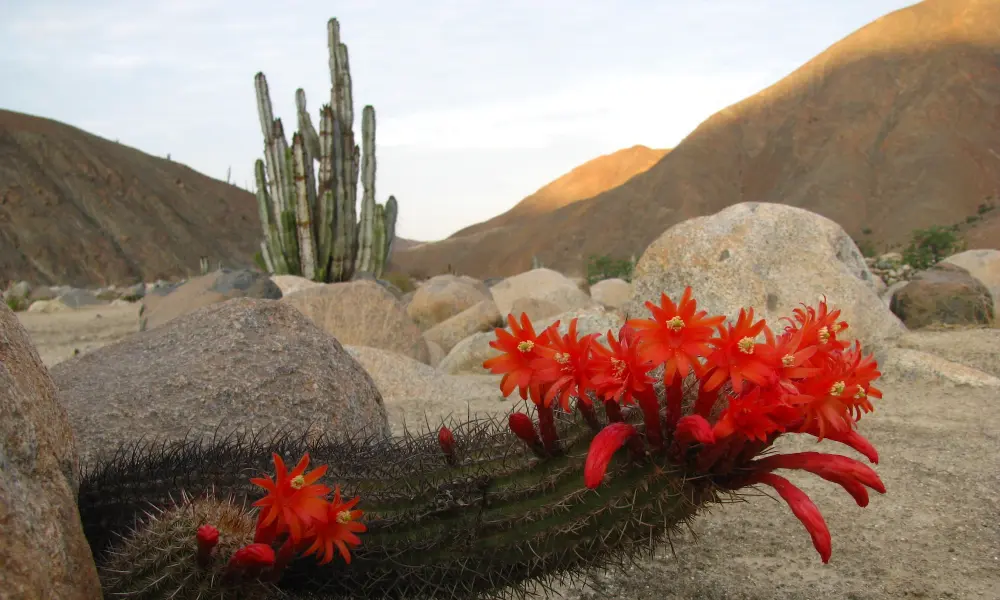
1 0 918 242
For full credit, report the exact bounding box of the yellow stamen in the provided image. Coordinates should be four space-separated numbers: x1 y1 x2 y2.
818 326 830 344
855 389 866 399
611 358 626 378
517 340 534 353
738 337 755 354
667 316 685 332
782 354 795 367
829 381 846 396
555 352 570 364
290 475 306 490
336 510 354 524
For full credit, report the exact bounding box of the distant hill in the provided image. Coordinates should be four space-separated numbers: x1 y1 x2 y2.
0 109 260 286
391 0 1000 280
448 145 669 239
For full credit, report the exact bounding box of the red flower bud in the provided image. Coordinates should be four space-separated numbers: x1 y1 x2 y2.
227 543 276 571
438 426 456 465
584 423 638 489
195 524 219 566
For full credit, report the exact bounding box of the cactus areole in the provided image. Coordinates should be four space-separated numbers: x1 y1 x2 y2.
77 287 886 599
254 18 398 282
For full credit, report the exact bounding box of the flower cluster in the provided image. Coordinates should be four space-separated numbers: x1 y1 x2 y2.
199 453 366 583
483 287 886 563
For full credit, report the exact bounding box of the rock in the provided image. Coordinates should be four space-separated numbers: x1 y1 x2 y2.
590 278 632 309
422 299 502 354
882 281 909 307
570 277 591 295
26 298 73 313
438 331 499 375
627 203 904 352
941 249 1000 317
28 286 57 301
875 252 903 270
533 305 626 339
895 328 1000 379
0 303 103 599
490 268 598 318
282 280 430 363
508 296 566 322
50 298 389 464
890 262 995 329
426 339 446 367
406 274 492 330
880 347 1000 388
56 288 104 309
140 269 282 330
271 274 323 296
344 345 506 435
122 282 146 300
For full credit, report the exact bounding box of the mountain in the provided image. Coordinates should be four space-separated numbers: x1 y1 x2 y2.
0 110 260 287
391 0 1000 280
448 145 669 239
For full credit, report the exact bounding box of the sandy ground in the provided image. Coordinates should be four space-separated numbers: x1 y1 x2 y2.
15 306 1000 600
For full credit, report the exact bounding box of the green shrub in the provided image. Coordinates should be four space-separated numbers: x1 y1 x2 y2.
902 225 965 270
854 238 878 258
382 270 416 294
5 296 28 312
860 226 873 235
586 254 634 285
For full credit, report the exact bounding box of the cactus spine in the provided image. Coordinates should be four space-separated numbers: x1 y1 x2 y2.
254 18 397 282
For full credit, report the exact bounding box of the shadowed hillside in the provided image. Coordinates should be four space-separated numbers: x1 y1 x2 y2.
0 110 260 286
392 0 1000 279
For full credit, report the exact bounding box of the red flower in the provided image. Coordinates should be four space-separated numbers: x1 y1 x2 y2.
758 326 821 389
227 543 276 570
483 313 557 401
531 318 601 411
589 325 656 405
702 308 775 394
785 297 850 363
251 453 331 543
674 414 716 447
746 473 832 563
751 452 886 508
627 287 725 383
785 356 868 441
712 387 801 442
302 486 367 565
584 423 638 489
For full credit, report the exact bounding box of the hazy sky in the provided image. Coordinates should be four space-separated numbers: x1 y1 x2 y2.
1 0 917 241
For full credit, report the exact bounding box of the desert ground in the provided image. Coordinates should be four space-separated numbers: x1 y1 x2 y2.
17 305 1000 600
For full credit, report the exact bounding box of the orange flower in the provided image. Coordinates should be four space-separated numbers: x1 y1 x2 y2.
251 453 331 543
483 313 557 401
302 486 366 565
531 318 600 410
589 325 657 405
702 308 775 394
627 287 724 383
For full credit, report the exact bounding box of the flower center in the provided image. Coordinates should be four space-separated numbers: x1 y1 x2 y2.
290 475 306 490
555 352 570 364
610 357 626 378
818 326 830 344
738 337 755 354
855 388 866 399
829 380 846 396
781 354 795 367
517 340 535 353
336 510 354 524
667 316 685 332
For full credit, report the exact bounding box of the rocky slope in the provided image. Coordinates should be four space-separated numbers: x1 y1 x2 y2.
391 0 1000 279
0 109 260 287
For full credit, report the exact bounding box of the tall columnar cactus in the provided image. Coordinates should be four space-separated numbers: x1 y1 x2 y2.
76 289 887 599
254 18 398 282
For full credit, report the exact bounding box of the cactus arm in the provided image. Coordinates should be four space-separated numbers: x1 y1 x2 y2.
383 194 398 264
314 106 336 281
259 240 275 274
371 203 387 278
295 88 322 161
354 106 377 275
291 133 318 279
253 159 289 274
